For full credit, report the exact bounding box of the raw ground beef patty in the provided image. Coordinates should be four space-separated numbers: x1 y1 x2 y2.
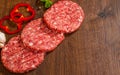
21 18 64 52
1 35 45 73
44 1 84 33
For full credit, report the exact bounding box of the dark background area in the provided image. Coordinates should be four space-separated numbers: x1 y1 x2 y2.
0 0 120 75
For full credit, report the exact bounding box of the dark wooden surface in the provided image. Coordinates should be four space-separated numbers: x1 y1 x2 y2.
0 0 120 75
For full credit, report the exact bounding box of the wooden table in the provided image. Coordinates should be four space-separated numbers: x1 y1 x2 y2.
0 0 120 75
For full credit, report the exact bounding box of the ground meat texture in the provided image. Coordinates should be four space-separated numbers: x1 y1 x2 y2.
21 18 64 52
43 1 84 33
1 35 45 73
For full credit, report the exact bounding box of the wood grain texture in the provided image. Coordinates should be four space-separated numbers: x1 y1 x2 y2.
0 0 120 75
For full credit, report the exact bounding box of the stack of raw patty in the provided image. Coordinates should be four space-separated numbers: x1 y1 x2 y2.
1 0 84 73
